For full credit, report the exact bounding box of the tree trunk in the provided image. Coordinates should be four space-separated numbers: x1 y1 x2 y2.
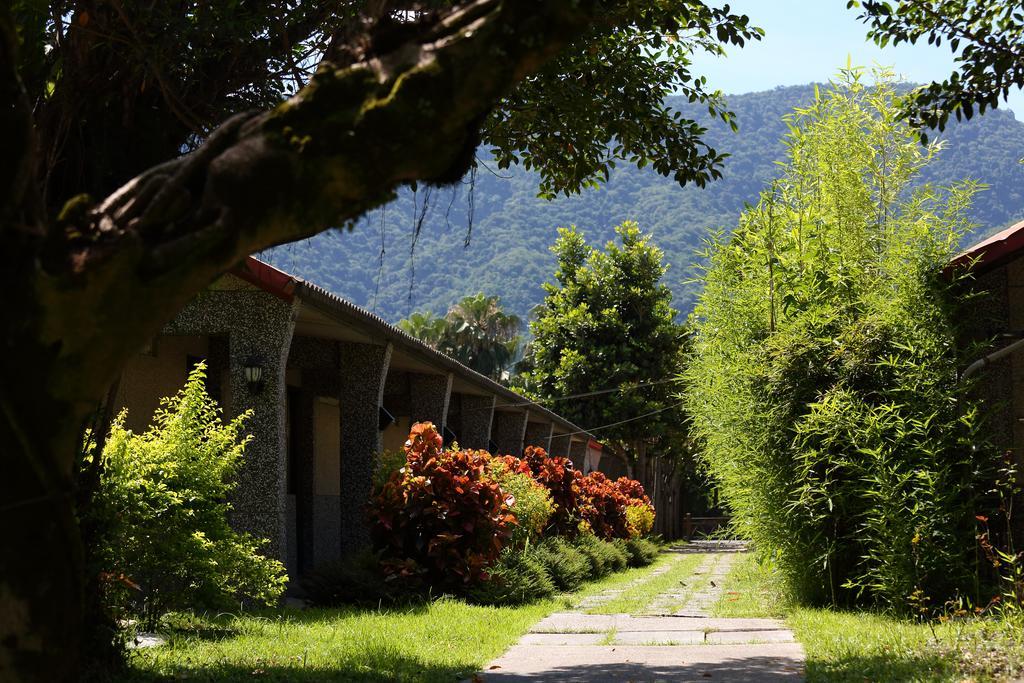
0 2 608 679
0 402 84 681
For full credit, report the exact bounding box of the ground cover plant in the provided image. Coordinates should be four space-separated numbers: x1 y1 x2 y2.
88 364 287 632
685 67 999 609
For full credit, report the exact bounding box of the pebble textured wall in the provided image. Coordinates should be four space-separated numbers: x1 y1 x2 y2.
453 393 495 449
409 372 452 429
549 433 572 458
339 341 392 554
492 409 529 456
523 420 554 452
569 440 587 471
164 279 299 563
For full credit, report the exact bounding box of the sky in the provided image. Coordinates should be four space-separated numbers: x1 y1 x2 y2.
687 0 1024 117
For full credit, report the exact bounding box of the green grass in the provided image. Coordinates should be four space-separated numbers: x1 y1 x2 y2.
119 549 672 682
583 552 706 614
709 553 789 618
121 597 564 682
711 551 1024 682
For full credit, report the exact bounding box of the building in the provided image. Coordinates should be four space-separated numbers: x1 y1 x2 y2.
115 257 595 583
950 218 1024 535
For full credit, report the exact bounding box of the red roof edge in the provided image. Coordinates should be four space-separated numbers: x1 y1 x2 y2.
587 439 603 452
233 256 299 302
946 219 1024 277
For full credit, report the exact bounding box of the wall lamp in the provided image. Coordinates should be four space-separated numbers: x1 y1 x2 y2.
243 356 265 394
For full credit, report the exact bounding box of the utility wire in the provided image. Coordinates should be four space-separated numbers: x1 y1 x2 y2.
560 400 686 437
459 376 681 413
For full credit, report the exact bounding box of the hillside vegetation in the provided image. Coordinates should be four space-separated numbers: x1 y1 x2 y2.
263 83 1024 320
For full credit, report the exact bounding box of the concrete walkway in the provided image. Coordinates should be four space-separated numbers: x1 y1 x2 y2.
476 541 804 682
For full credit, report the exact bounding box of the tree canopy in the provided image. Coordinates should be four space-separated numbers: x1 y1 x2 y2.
855 0 1024 134
516 222 686 474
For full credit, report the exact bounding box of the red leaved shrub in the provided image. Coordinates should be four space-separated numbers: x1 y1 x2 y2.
507 446 583 535
369 422 515 588
615 477 656 538
578 471 632 539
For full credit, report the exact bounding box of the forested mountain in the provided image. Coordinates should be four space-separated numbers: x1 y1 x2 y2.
262 83 1024 321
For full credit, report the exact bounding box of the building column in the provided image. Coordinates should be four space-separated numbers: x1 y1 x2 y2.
409 372 453 429
569 438 587 471
492 409 529 456
458 394 495 450
549 433 572 458
339 341 392 555
225 302 299 563
523 420 554 452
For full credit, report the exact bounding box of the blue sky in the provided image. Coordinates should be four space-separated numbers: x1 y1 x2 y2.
687 0 1023 117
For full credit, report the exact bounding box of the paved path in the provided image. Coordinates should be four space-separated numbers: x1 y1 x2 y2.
476 541 804 682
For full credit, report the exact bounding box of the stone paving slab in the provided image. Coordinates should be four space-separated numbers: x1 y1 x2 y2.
707 630 796 645
477 643 805 682
519 633 608 646
612 630 708 645
531 613 786 633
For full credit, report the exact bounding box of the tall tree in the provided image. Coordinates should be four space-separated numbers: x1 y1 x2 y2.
2 2 761 678
400 294 522 380
517 223 686 508
853 0 1024 133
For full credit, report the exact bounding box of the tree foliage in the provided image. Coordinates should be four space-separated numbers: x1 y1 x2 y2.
90 364 286 631
399 293 522 379
855 0 1024 134
685 69 996 609
517 222 686 472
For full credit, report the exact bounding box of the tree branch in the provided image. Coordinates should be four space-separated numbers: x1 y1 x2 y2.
30 0 605 410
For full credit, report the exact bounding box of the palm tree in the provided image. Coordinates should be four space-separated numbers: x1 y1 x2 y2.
398 294 522 381
444 294 522 379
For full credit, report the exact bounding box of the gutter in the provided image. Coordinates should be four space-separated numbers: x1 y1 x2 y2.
961 333 1024 381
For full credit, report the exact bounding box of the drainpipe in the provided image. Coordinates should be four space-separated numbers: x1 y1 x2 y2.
961 333 1024 381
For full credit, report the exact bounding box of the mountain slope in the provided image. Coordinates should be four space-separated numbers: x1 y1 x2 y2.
263 84 1024 321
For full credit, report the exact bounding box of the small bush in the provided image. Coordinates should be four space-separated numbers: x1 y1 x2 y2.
488 459 554 547
625 503 655 538
466 549 556 606
533 537 590 591
603 538 629 572
369 422 514 589
372 449 406 493
94 364 286 630
574 533 624 577
621 538 660 567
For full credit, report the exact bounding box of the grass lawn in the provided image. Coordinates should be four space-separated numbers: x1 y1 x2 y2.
582 552 706 614
120 551 676 682
122 596 564 682
712 553 1024 682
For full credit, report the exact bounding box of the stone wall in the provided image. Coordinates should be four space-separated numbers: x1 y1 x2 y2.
163 277 299 565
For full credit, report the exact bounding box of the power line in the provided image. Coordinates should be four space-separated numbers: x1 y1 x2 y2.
459 376 681 414
561 400 686 437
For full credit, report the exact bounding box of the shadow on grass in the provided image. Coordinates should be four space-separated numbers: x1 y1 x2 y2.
804 650 956 682
115 648 472 683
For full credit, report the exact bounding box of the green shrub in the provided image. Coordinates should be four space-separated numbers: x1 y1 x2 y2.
533 537 590 591
466 549 556 606
93 364 287 630
488 459 555 547
574 533 625 578
372 449 406 493
620 538 660 567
